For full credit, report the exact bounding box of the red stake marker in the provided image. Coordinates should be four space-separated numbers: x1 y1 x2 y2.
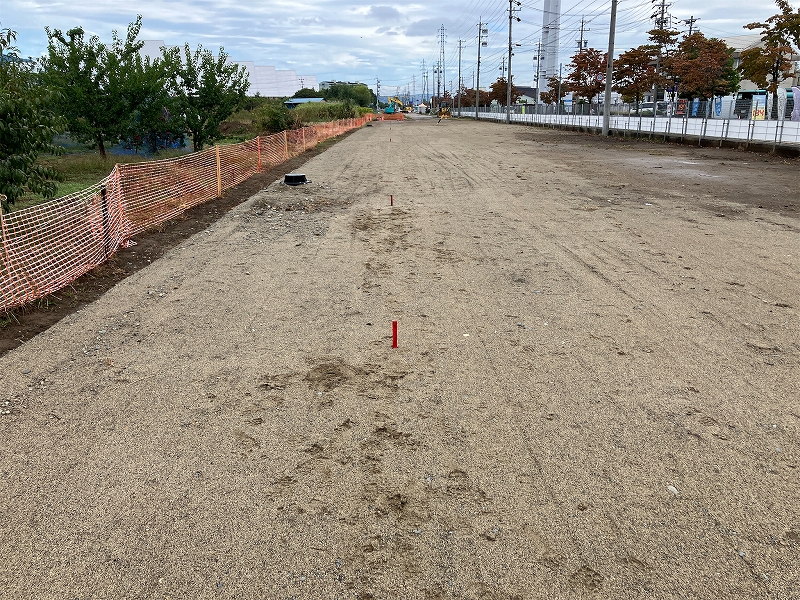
392 321 398 348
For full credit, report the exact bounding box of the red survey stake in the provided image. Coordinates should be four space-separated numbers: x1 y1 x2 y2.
392 321 398 348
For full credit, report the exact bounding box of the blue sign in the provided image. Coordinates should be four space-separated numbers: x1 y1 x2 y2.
714 96 722 116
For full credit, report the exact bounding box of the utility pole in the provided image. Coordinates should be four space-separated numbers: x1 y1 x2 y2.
557 63 563 113
375 78 380 111
651 0 672 104
533 39 543 102
577 18 589 53
412 74 416 105
439 25 447 102
507 0 521 124
458 39 463 116
683 15 699 36
434 61 442 110
652 0 671 30
602 0 618 136
476 19 488 120
500 56 506 79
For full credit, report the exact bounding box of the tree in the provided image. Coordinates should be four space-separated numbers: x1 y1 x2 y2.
322 83 375 107
163 44 250 151
613 45 660 107
488 77 520 105
540 75 568 105
740 0 799 95
565 48 607 104
647 28 679 100
739 44 795 94
0 28 63 213
40 17 145 159
458 87 490 108
746 0 800 51
666 33 739 99
118 45 182 154
293 88 320 98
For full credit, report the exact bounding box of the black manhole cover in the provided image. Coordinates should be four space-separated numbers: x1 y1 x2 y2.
284 173 309 186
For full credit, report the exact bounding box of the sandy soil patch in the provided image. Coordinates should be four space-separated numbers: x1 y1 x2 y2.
1 118 798 599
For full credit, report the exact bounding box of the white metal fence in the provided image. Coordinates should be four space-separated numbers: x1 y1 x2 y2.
468 103 800 149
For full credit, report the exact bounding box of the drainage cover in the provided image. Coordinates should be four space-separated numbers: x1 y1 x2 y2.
284 173 308 186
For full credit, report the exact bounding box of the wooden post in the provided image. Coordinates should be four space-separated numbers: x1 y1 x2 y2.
302 128 306 151
283 130 289 160
215 145 222 197
257 136 262 172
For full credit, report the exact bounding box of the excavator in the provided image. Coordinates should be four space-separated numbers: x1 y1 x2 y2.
384 96 404 114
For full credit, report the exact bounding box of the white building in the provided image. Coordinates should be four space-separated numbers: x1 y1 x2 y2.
139 40 318 97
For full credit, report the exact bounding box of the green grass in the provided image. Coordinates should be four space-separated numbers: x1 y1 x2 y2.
11 149 188 212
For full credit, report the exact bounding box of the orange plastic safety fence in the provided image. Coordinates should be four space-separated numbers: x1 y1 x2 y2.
1 115 373 311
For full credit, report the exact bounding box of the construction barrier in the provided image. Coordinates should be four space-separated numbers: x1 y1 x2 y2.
0 116 373 312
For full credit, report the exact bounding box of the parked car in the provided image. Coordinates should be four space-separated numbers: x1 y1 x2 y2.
633 102 668 116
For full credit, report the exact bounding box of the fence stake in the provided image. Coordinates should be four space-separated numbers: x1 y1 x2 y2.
302 128 306 151
283 130 289 160
215 145 222 197
101 185 111 257
257 136 262 172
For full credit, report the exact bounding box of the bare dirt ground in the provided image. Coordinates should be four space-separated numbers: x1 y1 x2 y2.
1 118 798 599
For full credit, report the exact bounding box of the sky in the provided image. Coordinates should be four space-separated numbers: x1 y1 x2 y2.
1 0 790 96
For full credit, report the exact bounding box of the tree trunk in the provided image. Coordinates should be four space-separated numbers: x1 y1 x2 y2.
97 135 106 159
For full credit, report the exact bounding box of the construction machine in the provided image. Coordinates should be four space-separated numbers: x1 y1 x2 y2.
385 96 404 114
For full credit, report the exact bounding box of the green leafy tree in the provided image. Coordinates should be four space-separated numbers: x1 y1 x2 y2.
0 27 64 213
565 48 607 104
292 88 320 98
613 45 660 106
40 16 145 158
666 33 739 99
120 50 182 153
322 83 375 107
163 44 250 151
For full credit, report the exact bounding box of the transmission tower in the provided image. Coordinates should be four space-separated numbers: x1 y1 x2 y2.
438 25 447 99
421 60 428 102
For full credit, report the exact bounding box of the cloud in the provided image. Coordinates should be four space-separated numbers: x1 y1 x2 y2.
367 6 401 21
405 18 442 38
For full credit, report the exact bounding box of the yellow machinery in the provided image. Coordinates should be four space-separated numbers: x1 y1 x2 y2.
438 102 452 118
385 96 404 114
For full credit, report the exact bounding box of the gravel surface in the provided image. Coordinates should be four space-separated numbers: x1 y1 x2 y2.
1 117 798 599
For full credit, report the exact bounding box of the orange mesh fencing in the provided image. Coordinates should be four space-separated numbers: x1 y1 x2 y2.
1 115 373 311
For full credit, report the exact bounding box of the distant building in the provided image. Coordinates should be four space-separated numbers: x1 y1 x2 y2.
516 86 539 104
138 40 318 97
723 34 799 90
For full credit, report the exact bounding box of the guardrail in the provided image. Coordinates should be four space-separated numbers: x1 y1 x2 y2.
0 116 373 312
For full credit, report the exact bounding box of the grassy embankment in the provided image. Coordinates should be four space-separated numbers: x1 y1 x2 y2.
13 101 372 212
